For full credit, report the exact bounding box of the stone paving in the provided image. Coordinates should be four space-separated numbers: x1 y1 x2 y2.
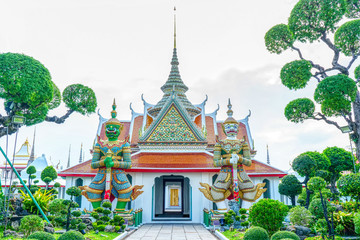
125 224 219 240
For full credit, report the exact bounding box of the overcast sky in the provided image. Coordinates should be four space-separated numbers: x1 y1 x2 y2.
0 0 356 171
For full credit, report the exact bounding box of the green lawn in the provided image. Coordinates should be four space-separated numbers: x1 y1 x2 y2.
222 230 245 240
0 230 121 240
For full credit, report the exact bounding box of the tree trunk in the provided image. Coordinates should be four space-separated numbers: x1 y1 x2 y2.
352 92 360 164
28 175 31 189
319 191 334 239
330 176 337 195
291 196 296 206
304 176 311 209
66 196 73 231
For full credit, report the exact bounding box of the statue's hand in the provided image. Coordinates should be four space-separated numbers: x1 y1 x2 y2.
104 156 114 168
230 153 239 165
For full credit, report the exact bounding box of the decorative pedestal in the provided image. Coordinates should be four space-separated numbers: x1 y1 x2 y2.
203 208 224 229
115 208 143 228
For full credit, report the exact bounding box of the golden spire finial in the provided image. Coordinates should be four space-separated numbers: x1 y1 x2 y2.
174 6 176 48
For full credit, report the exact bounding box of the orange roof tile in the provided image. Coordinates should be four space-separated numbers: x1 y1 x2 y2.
130 116 143 146
131 152 214 168
59 154 286 176
205 116 216 145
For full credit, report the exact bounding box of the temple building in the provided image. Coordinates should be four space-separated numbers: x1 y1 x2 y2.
59 27 288 222
1 134 66 195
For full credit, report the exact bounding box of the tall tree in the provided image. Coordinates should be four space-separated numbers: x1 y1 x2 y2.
40 166 58 190
26 166 37 189
278 174 303 206
265 0 360 157
0 53 97 137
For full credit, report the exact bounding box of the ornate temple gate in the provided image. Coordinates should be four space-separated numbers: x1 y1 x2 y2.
154 175 190 219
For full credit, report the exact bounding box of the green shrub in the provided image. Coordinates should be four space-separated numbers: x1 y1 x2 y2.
239 208 247 214
304 236 344 240
102 201 112 208
49 199 66 214
20 215 44 237
333 211 355 236
78 223 87 231
355 213 360 235
244 226 269 240
289 206 312 226
249 199 288 235
271 231 300 240
27 231 56 240
309 198 329 219
115 226 120 232
97 225 106 231
71 210 82 217
58 230 85 240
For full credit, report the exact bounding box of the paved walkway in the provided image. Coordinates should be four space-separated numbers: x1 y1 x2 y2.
125 224 219 240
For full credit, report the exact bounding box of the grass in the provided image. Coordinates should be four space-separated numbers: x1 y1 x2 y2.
222 230 245 240
0 230 121 240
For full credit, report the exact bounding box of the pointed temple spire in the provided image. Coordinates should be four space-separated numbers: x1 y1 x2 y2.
28 127 36 166
79 143 83 164
267 144 270 165
174 6 176 49
148 7 200 118
67 144 71 168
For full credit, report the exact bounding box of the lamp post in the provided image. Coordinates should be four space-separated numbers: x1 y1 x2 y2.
340 125 357 173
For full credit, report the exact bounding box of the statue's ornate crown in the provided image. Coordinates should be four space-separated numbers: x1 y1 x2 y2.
224 99 238 124
106 99 123 128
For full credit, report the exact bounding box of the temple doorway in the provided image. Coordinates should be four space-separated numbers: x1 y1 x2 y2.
154 175 190 220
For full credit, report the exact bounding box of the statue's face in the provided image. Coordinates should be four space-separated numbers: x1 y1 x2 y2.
105 124 120 140
224 123 238 138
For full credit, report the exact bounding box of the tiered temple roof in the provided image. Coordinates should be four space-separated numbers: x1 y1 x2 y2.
59 41 286 178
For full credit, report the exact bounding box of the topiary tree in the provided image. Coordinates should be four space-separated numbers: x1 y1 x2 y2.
249 199 289 235
271 231 300 240
40 166 57 190
26 166 37 189
244 226 269 240
308 177 335 239
265 0 360 161
0 53 97 138
337 173 360 209
278 175 302 206
65 186 81 231
292 151 330 208
323 147 354 194
91 201 125 232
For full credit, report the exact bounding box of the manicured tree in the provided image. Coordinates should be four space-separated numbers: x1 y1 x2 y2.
292 154 316 209
265 0 360 159
292 151 331 208
337 173 360 208
41 166 57 190
323 147 354 194
65 186 81 231
249 199 289 235
308 177 335 239
0 53 97 138
278 175 302 206
26 166 37 189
